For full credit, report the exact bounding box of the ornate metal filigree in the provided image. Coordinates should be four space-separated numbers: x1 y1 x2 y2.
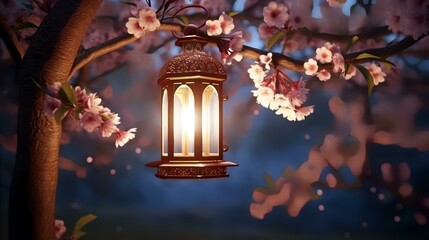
156 166 228 178
158 38 226 81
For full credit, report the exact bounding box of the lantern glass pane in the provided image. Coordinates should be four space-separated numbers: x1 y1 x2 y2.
202 85 219 156
174 85 195 156
162 89 168 156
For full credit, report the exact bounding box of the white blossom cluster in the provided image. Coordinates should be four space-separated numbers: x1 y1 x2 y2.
248 53 314 121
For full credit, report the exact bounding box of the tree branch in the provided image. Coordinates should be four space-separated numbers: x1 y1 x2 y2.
345 35 428 62
300 26 390 43
68 23 182 80
0 14 24 65
69 22 427 80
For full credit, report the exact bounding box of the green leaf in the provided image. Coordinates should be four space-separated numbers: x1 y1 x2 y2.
120 1 137 7
344 63 350 77
253 186 271 195
354 53 396 66
58 82 77 107
342 36 359 54
263 172 275 190
54 107 69 124
74 231 86 240
228 12 239 17
32 78 43 90
355 65 375 96
70 106 82 120
73 214 97 240
265 31 285 49
283 167 295 181
176 15 189 25
355 53 396 72
14 22 38 31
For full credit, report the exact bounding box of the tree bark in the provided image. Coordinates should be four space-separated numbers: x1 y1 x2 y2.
8 1 102 239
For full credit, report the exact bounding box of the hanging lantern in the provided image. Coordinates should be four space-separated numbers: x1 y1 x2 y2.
146 25 237 179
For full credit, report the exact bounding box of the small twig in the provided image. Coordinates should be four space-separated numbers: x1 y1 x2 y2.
89 61 127 83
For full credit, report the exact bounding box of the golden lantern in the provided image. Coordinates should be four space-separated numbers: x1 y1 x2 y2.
146 25 237 179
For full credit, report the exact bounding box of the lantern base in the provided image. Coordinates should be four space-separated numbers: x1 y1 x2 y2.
146 160 237 179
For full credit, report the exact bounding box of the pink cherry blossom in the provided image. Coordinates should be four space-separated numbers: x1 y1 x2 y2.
283 39 299 53
257 23 276 39
315 46 333 63
205 20 222 36
42 81 136 147
224 52 243 65
252 86 274 108
247 64 266 86
44 96 62 116
344 65 357 80
326 173 338 188
288 79 309 106
303 58 319 76
269 94 291 110
332 53 345 73
250 202 270 220
220 31 244 65
229 31 244 51
252 191 267 203
115 128 137 148
275 106 297 121
129 1 149 16
263 2 289 28
74 86 87 103
324 42 340 53
317 69 331 81
399 162 411 181
219 12 234 34
367 64 386 86
382 0 429 39
381 163 393 182
259 52 273 70
138 7 160 32
100 122 119 138
47 82 62 96
125 17 145 38
295 106 314 121
99 108 121 137
54 219 66 240
80 111 102 133
287 1 312 30
84 93 102 113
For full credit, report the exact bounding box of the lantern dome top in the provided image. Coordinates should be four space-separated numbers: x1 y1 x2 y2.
158 36 226 85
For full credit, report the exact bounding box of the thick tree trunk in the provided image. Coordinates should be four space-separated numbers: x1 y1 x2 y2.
8 1 102 239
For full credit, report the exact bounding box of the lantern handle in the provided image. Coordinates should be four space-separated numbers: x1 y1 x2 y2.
171 4 210 38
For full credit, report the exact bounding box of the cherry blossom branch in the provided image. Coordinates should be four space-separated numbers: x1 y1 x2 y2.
70 22 427 81
0 14 24 65
68 23 182 80
300 26 390 42
315 35 428 71
345 35 428 63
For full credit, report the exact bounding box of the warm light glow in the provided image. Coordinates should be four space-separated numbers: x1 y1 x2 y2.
202 85 219 156
162 89 168 156
174 85 195 156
